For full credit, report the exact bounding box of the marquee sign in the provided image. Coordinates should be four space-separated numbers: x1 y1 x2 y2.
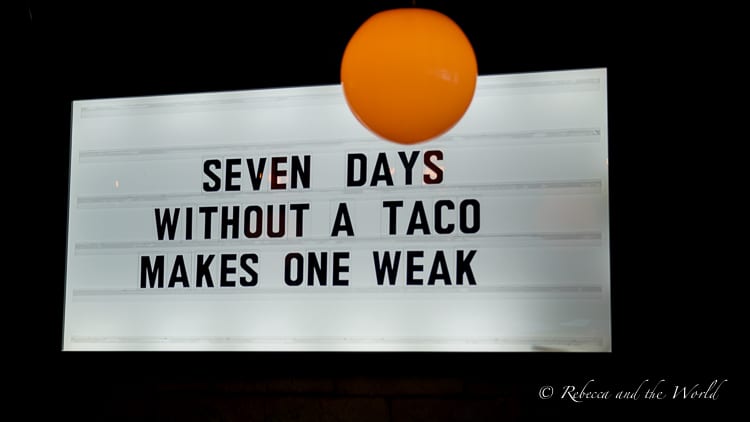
64 68 610 351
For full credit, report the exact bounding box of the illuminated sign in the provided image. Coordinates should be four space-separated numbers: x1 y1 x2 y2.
64 68 610 351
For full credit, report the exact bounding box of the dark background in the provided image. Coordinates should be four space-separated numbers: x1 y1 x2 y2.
10 1 738 420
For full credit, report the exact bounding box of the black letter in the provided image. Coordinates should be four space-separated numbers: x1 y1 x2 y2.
347 153 367 187
428 250 451 285
373 251 400 286
456 250 477 285
307 252 327 286
221 205 240 239
284 252 304 286
243 205 263 238
202 159 221 192
459 199 480 234
291 155 310 189
245 158 266 191
168 255 189 288
423 150 444 184
289 203 310 237
220 254 237 287
140 256 164 288
185 207 193 240
370 152 394 186
154 208 180 240
406 201 430 235
434 200 455 234
267 204 286 238
199 206 218 239
225 158 241 191
196 254 215 287
332 252 350 286
406 251 424 285
398 151 419 185
331 202 354 237
239 253 258 286
271 157 287 190
382 201 403 235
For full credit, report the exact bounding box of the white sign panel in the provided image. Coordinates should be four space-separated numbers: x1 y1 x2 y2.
64 68 610 351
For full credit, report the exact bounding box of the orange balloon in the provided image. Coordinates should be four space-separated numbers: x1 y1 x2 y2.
341 8 477 144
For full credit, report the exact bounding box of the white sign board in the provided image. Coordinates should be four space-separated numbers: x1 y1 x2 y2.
64 68 610 351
